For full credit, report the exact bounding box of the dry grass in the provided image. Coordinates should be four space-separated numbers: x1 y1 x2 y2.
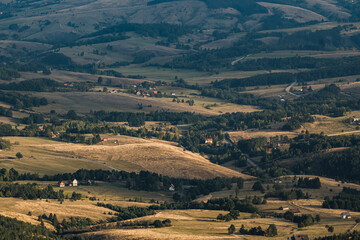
258 2 327 23
29 90 258 116
0 198 113 221
228 130 297 142
0 136 251 180
20 70 148 85
0 174 359 239
297 111 360 135
81 205 359 240
48 135 250 179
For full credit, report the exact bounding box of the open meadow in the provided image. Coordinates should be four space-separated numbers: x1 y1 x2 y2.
0 136 250 180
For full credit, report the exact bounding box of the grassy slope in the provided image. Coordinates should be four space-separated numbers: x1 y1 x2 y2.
0 136 251 180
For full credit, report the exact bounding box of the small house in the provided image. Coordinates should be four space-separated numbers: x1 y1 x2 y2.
279 206 289 211
341 212 351 219
72 179 78 187
102 138 108 142
169 184 175 192
274 179 282 184
353 118 359 122
58 181 65 188
38 126 44 131
205 138 213 144
171 92 176 96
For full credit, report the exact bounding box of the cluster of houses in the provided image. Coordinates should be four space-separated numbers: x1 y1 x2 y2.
38 126 60 139
102 138 118 144
107 89 121 94
58 179 95 187
130 83 160 98
135 90 156 98
58 179 78 188
340 212 351 219
63 82 74 87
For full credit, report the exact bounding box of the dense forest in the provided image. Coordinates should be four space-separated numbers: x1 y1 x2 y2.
148 0 267 15
294 146 360 183
84 23 193 44
323 187 360 212
0 215 61 240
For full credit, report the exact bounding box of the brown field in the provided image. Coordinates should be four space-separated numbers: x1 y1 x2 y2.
29 90 259 116
0 174 359 239
0 136 251 180
228 130 297 142
298 111 360 135
82 205 359 240
225 110 360 142
20 70 149 85
0 198 114 226
258 2 327 23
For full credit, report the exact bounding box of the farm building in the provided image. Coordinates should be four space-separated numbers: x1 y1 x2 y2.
58 181 65 188
279 206 289 211
205 138 213 144
169 184 175 191
274 179 282 184
341 212 351 219
69 179 78 187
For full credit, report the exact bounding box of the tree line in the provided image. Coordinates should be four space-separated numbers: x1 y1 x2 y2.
323 187 360 212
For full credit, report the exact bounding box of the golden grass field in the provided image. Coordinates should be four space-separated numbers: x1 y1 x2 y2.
29 90 259 116
0 136 251 180
0 174 359 239
228 130 297 142
298 111 360 135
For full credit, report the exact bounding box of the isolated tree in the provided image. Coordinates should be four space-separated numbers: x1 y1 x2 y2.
284 211 294 221
66 110 77 120
16 152 23 159
154 220 163 228
228 224 236 234
315 214 321 222
328 226 334 232
266 224 278 237
252 181 265 192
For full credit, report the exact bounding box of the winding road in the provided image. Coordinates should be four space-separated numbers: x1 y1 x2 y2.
231 54 251 66
285 81 300 97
